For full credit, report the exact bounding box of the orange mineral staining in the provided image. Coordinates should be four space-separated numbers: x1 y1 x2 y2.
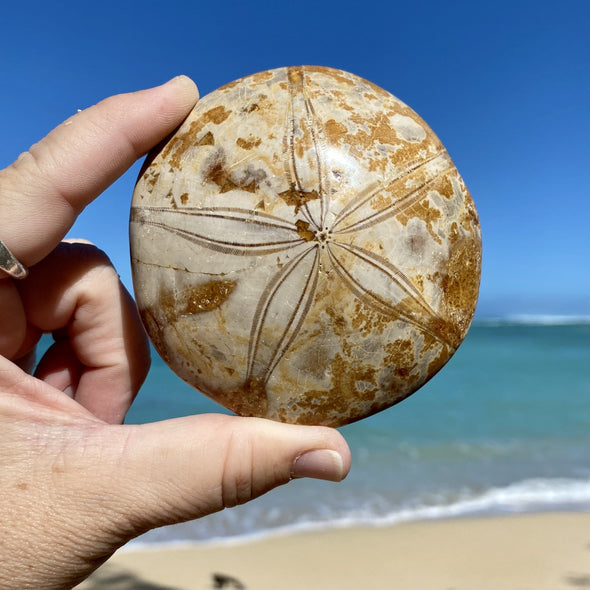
130 66 481 426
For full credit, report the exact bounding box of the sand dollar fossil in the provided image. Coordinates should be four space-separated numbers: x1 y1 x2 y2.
130 66 481 426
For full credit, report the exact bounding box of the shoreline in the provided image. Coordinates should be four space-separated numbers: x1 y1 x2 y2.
118 475 590 551
77 510 590 590
120 503 590 552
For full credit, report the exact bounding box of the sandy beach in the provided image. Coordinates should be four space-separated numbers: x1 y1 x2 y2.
76 511 589 590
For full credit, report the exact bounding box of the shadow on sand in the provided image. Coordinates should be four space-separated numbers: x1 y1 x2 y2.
79 564 247 590
79 565 180 590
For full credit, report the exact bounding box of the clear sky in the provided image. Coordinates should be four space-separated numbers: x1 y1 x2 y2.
1 0 588 317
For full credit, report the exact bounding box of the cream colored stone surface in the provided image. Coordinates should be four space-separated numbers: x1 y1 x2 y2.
130 66 481 426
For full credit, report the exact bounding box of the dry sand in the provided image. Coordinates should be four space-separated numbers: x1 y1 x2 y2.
76 511 590 590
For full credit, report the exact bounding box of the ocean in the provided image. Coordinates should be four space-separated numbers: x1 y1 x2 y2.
103 318 590 546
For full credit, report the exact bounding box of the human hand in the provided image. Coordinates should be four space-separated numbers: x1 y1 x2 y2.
0 77 351 590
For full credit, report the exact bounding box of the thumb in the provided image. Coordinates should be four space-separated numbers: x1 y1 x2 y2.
103 414 350 538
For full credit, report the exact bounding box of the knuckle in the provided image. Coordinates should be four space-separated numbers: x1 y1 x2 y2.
220 428 255 508
57 241 118 285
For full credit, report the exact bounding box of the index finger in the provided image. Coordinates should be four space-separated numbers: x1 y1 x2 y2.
0 76 199 269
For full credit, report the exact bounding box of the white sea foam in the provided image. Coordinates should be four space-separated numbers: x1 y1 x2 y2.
125 477 590 551
474 314 590 326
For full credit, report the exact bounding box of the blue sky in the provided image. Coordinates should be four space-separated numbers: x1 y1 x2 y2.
1 0 588 317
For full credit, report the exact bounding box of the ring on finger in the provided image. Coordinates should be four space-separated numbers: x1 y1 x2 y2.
0 238 28 279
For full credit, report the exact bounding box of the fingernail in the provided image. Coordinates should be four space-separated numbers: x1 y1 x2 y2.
291 449 344 482
161 75 200 104
165 75 197 90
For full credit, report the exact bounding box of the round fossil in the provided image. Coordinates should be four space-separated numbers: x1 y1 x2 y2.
130 66 481 426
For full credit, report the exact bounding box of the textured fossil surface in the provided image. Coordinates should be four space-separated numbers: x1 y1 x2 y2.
130 66 481 426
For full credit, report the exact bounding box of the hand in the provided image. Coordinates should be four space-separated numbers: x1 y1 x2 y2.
0 77 351 590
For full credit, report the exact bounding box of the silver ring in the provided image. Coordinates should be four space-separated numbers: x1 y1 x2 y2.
0 238 28 279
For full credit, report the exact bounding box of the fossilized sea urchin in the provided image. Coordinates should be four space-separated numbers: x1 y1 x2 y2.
130 66 482 426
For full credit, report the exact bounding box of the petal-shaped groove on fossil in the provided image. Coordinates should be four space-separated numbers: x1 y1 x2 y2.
248 244 320 384
130 206 305 255
284 66 331 231
130 66 482 426
331 152 452 235
325 241 454 348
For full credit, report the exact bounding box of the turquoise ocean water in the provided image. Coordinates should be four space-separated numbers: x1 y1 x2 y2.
117 317 589 546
